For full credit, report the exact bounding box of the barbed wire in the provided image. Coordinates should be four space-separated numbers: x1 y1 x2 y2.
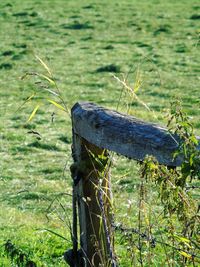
113 222 200 260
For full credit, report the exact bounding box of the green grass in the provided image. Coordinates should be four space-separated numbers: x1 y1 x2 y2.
0 0 199 266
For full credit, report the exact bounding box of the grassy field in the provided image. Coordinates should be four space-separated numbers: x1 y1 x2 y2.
0 0 199 266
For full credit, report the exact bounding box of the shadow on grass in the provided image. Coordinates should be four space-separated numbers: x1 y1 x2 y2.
41 167 61 175
58 135 71 144
2 191 51 207
95 64 120 73
153 24 171 35
27 141 61 151
61 21 93 30
0 63 12 70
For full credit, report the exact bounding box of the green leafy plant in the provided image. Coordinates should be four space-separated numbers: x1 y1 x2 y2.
4 240 37 267
139 100 200 266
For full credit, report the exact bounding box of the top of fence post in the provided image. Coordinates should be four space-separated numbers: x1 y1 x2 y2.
71 102 200 166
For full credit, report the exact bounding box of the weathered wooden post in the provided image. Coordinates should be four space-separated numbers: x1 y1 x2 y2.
65 102 200 267
65 103 117 267
71 135 115 267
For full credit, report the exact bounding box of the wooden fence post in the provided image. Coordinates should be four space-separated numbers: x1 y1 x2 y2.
67 130 116 266
64 101 200 267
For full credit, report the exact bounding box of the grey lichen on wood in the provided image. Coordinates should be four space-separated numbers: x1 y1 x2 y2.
72 102 200 167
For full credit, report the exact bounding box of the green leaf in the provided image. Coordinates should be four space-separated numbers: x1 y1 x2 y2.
43 88 59 96
27 104 40 122
37 73 56 85
174 234 192 248
35 55 52 76
47 99 66 112
190 135 198 145
26 93 36 102
179 251 192 259
189 154 194 166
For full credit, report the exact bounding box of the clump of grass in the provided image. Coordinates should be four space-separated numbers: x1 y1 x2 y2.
19 55 70 124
